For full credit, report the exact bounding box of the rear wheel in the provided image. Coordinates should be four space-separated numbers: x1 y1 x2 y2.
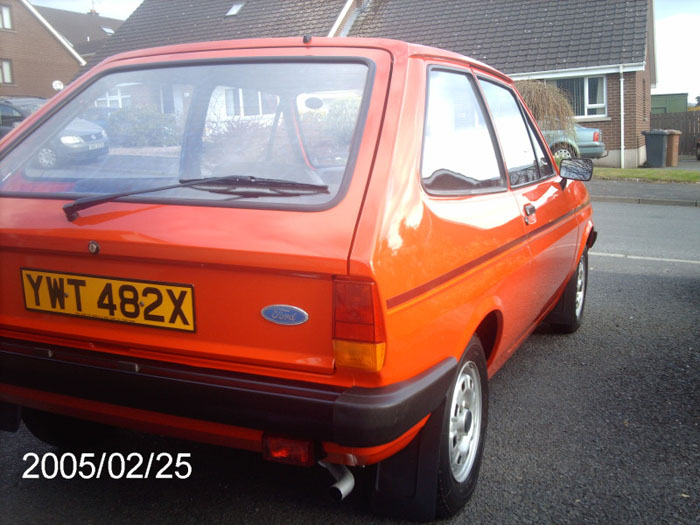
436 336 488 518
552 143 576 160
22 408 111 449
370 336 488 521
546 248 588 333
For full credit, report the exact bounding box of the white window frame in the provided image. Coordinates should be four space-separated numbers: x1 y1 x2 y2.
546 75 607 118
94 85 132 108
0 59 13 84
584 76 606 116
0 5 12 30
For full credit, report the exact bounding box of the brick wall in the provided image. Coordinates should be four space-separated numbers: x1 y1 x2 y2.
0 0 81 98
580 63 651 156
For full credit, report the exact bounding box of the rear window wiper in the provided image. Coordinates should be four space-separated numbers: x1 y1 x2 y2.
63 175 329 221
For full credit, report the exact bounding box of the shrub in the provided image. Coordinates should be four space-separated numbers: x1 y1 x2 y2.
515 80 574 134
107 105 178 147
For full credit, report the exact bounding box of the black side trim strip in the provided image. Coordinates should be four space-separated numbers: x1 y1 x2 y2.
387 201 589 308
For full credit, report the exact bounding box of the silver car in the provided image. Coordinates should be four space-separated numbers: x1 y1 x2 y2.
544 123 606 159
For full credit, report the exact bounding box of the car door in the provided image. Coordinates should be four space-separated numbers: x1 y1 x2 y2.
478 77 578 317
414 67 535 358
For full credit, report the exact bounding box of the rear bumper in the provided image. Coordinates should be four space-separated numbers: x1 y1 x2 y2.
0 337 455 448
578 143 606 159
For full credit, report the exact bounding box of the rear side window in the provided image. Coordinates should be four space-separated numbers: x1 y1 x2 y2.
421 69 504 195
479 79 552 187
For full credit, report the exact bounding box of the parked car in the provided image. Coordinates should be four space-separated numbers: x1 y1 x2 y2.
544 123 606 159
33 117 109 169
696 137 700 160
0 97 46 139
0 38 595 521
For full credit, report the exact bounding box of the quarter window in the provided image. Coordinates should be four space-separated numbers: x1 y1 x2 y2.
546 76 606 117
422 69 503 194
480 79 547 187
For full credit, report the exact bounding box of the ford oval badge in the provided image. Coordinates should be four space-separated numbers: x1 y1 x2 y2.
261 305 309 326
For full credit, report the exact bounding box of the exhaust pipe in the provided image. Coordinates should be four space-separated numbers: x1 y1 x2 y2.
319 461 355 501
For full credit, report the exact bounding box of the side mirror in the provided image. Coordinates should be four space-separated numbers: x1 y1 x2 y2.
560 158 593 181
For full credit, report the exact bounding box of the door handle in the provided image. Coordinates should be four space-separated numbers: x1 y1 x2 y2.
523 203 536 225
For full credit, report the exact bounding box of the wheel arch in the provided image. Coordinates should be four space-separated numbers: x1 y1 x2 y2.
474 310 501 365
551 140 580 157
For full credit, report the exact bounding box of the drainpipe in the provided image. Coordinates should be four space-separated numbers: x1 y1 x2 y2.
619 65 625 169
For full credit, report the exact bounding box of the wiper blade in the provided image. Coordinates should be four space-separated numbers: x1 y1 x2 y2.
63 175 328 221
179 175 327 192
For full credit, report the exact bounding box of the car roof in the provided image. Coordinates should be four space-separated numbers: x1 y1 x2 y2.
95 36 512 84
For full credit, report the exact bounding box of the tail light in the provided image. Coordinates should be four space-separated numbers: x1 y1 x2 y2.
333 278 386 371
593 131 600 142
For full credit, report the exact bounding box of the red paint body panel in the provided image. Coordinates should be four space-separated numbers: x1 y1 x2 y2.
0 38 593 467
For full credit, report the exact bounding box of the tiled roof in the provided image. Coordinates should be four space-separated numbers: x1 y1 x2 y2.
348 0 650 74
35 6 123 51
87 0 345 68
85 0 650 76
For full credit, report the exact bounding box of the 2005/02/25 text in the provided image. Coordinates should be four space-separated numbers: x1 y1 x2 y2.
22 452 192 480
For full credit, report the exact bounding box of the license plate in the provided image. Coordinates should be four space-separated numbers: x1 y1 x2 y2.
21 269 195 332
88 141 104 150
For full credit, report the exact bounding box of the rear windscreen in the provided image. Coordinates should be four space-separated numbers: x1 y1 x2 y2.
0 60 371 210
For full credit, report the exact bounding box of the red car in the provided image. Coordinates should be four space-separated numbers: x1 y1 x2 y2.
0 38 595 520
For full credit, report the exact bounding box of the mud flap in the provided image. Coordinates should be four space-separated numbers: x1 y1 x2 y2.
0 401 21 432
370 399 445 521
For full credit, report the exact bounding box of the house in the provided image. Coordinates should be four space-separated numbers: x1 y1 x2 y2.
86 0 656 168
0 0 85 98
34 6 122 61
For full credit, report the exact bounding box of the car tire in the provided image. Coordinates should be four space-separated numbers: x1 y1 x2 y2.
436 336 489 518
552 143 576 160
546 248 588 333
370 336 488 521
22 408 111 449
36 147 58 169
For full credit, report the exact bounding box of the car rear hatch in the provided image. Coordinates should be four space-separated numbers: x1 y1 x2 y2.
0 44 392 377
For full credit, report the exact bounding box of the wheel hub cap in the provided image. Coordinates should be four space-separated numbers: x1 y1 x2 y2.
448 361 482 482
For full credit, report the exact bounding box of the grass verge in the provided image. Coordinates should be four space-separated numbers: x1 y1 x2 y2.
593 167 700 183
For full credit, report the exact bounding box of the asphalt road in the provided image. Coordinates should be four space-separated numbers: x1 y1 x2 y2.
1 201 699 524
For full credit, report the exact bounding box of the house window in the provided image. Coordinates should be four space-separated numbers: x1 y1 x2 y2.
0 60 12 84
101 26 115 35
226 2 245 16
223 87 278 118
94 86 133 108
0 5 12 30
546 76 606 117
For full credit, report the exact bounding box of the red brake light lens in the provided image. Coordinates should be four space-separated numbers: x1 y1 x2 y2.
593 131 600 142
262 435 315 467
333 279 385 343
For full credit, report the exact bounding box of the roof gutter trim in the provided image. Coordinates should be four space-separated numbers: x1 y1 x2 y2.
328 0 356 37
509 62 646 80
20 0 87 66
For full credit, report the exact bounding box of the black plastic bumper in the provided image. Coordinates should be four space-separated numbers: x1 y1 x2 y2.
0 337 456 447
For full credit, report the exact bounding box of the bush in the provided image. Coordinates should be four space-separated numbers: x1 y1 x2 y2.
515 80 574 134
106 105 178 147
